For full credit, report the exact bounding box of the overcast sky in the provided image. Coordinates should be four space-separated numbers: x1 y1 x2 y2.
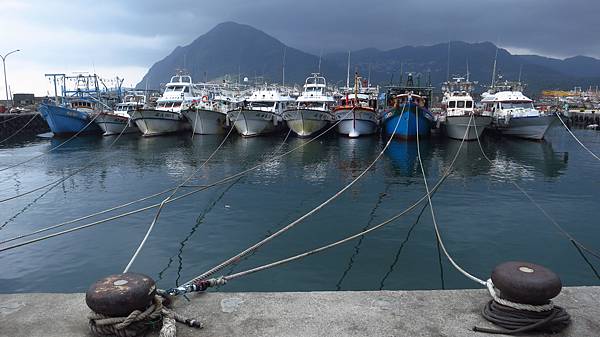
1 0 598 96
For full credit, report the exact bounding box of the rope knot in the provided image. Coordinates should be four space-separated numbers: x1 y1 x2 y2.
88 292 202 337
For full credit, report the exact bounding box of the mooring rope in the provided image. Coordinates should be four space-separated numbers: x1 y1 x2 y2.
0 110 102 172
0 119 129 204
415 112 487 285
0 113 39 145
169 104 472 294
123 110 241 273
472 121 600 262
182 105 407 285
0 114 23 124
88 293 201 337
555 112 600 161
0 110 351 253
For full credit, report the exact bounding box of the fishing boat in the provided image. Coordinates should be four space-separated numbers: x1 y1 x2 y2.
282 73 335 137
381 73 434 139
481 80 556 140
128 74 197 136
39 74 104 136
95 92 145 136
181 85 242 135
227 86 294 137
441 77 492 140
333 72 379 138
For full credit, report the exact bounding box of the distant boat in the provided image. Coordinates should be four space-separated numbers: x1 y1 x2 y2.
39 74 104 136
283 73 334 137
333 72 379 138
481 80 556 140
441 77 492 140
95 92 145 136
227 86 294 137
128 74 196 136
381 73 434 139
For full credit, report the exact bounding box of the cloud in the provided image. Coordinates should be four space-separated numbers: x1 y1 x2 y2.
1 0 599 95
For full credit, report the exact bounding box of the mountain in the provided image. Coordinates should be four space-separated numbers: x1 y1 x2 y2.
137 22 343 89
138 22 600 95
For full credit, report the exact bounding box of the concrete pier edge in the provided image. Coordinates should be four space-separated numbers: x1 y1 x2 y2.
1 286 599 336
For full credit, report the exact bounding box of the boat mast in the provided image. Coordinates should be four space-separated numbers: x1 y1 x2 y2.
346 51 351 89
466 59 470 82
318 48 322 73
282 46 287 87
491 47 498 88
446 41 451 81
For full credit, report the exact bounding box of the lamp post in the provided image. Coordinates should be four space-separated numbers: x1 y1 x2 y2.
1 49 20 107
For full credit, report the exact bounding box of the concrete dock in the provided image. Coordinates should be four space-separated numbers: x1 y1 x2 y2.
1 287 599 336
0 113 49 139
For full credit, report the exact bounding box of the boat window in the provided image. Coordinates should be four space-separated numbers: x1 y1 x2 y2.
173 102 181 107
457 101 465 108
501 102 533 109
183 86 190 93
466 101 473 108
251 101 275 108
448 101 456 108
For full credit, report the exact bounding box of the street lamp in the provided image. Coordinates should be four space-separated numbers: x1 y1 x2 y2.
1 49 21 107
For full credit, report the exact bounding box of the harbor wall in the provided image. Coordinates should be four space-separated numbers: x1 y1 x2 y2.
0 113 49 139
1 287 599 336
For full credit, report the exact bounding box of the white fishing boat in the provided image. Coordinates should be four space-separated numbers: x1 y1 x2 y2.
441 77 492 140
282 73 334 137
181 82 245 135
95 92 145 136
227 86 294 137
128 74 197 136
333 72 379 138
481 81 556 140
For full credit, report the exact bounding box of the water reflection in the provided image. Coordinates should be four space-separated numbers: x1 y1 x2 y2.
481 138 569 180
384 139 432 177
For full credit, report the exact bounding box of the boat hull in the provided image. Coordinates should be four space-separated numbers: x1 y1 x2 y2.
182 109 227 135
95 113 138 136
129 109 190 137
283 109 332 137
227 109 284 137
382 104 433 139
39 103 102 136
333 108 378 138
494 115 557 140
445 115 492 141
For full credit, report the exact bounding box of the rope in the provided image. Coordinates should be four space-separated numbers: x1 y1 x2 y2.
183 106 405 285
88 294 201 337
167 102 473 294
0 110 351 253
123 110 241 273
0 109 102 172
472 279 571 334
0 114 24 124
555 112 600 161
0 118 129 204
416 111 486 285
472 120 600 262
0 113 39 144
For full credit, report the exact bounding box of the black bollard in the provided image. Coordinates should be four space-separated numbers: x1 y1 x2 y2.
491 261 561 305
86 273 156 317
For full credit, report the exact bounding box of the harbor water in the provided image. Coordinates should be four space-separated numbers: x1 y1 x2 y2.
0 126 598 293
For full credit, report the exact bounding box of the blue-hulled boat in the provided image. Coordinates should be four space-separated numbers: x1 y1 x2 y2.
381 73 435 139
39 100 102 136
40 73 105 136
